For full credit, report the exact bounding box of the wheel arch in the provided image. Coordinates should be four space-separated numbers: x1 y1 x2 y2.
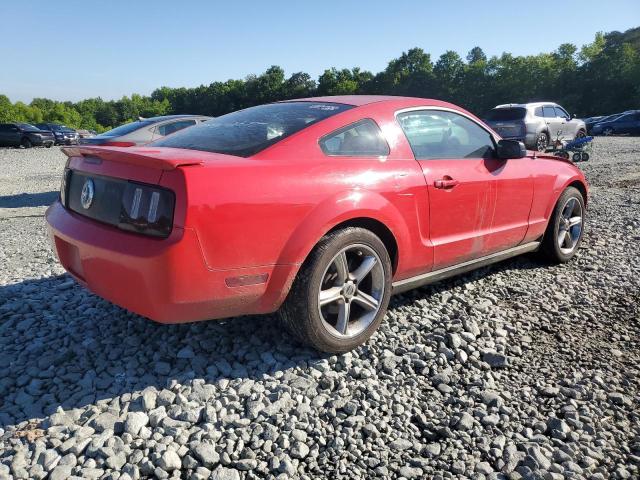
260 189 414 312
567 179 588 205
326 217 399 273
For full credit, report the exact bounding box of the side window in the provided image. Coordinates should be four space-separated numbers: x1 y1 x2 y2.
157 120 197 137
542 106 556 118
319 119 389 157
397 110 494 160
554 107 569 119
534 107 543 117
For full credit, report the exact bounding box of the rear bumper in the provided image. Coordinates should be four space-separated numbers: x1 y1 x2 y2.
45 201 286 323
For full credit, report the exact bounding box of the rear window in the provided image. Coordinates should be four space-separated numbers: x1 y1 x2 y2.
320 119 389 156
100 120 155 137
484 108 526 121
152 102 354 157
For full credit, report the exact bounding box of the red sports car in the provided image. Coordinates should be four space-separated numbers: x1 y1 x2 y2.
46 96 587 353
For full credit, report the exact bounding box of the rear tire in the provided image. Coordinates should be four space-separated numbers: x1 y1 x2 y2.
279 227 392 353
603 127 614 136
20 137 32 149
536 132 549 152
540 187 585 263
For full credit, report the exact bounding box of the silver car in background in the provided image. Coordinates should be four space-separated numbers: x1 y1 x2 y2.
483 102 587 151
78 115 211 147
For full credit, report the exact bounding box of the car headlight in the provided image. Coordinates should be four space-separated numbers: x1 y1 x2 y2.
118 181 175 238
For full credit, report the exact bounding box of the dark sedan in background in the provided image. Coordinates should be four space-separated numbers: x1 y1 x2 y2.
591 111 640 136
35 123 79 145
0 123 55 148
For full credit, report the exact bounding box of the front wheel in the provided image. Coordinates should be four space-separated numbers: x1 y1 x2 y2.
541 187 585 263
20 137 32 149
603 127 614 136
279 227 392 353
575 129 586 140
536 132 549 152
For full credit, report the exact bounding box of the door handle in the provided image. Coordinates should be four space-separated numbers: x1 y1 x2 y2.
434 178 459 189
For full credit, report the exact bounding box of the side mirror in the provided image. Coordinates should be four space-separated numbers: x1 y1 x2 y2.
572 113 577 118
496 139 527 159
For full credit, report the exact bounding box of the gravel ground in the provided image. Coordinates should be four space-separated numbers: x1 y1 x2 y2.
0 139 638 480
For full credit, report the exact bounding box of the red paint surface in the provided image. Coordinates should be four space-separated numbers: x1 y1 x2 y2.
46 96 588 323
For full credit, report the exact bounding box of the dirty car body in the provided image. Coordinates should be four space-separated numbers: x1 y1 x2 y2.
46 96 588 352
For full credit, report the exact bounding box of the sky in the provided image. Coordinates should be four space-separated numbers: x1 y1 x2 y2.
1 0 639 103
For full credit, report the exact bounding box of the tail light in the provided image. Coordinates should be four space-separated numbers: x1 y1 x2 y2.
60 158 71 207
118 181 175 238
519 121 527 137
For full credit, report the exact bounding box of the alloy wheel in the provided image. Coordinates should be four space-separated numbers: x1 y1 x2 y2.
603 127 614 136
536 133 548 152
557 197 583 255
317 244 385 338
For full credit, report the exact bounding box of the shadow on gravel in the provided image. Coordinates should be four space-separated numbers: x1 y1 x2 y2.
0 253 548 428
390 252 548 309
0 191 58 208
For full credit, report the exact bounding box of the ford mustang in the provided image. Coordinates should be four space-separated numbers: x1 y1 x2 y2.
46 96 587 353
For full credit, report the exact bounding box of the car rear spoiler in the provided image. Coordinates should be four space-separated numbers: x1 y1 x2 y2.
61 146 204 170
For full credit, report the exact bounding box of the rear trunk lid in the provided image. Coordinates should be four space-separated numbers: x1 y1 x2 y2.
483 107 527 139
62 145 209 171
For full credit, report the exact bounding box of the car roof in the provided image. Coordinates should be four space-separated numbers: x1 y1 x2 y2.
493 102 558 109
281 95 449 107
143 114 211 121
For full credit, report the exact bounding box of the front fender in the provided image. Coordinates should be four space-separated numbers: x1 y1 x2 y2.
546 173 588 219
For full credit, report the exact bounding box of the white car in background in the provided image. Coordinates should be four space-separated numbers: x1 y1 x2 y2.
78 115 211 147
484 102 587 152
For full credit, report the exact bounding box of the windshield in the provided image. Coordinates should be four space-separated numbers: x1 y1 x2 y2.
152 102 354 157
99 120 155 137
484 108 526 121
18 123 41 132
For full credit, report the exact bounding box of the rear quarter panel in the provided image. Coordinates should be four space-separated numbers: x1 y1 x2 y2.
179 101 434 282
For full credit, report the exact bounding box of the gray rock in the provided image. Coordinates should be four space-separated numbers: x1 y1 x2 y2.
390 438 413 450
482 352 510 368
454 412 474 431
290 441 310 459
211 466 241 480
192 443 220 467
157 450 181 471
124 411 149 436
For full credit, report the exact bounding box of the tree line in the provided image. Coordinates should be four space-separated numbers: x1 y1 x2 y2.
1 27 638 132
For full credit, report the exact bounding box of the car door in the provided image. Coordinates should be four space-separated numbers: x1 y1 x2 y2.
631 113 640 134
615 113 638 134
398 109 535 269
554 106 576 139
396 110 490 269
2 125 21 146
543 105 562 141
0 124 10 146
